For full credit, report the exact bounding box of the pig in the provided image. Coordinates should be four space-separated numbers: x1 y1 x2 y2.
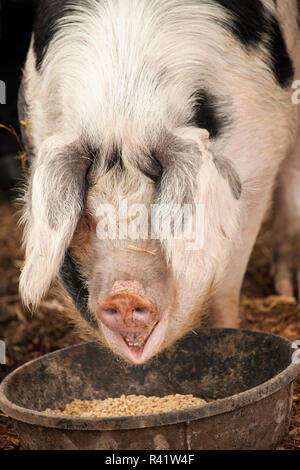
18 0 300 364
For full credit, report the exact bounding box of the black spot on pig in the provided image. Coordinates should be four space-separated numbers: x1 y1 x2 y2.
33 0 91 70
193 91 229 139
60 249 97 327
214 0 267 48
214 1 293 88
265 17 294 88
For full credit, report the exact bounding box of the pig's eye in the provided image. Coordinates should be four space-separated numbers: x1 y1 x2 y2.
135 307 145 313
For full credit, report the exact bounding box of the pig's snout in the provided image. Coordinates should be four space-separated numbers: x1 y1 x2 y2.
97 281 165 363
97 292 158 337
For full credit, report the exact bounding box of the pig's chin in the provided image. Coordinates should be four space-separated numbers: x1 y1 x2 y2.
100 314 169 365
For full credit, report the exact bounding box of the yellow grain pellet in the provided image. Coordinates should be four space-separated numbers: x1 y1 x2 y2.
45 394 207 418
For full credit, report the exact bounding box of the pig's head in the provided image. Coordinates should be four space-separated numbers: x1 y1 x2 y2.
20 127 242 364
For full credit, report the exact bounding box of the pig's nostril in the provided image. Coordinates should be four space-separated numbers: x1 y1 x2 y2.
135 307 145 313
105 308 118 315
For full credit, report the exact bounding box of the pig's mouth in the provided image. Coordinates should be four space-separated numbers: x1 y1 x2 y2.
121 321 158 359
102 315 168 365
123 332 153 349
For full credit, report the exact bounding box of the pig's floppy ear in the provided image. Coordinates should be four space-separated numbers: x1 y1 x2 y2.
153 127 241 216
19 136 92 308
172 127 242 202
156 126 242 283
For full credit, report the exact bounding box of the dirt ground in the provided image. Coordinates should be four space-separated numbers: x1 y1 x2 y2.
0 201 299 450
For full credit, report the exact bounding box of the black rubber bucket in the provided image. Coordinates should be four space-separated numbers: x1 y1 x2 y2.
0 328 299 450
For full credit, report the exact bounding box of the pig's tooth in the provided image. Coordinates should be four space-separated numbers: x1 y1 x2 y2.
123 334 149 348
